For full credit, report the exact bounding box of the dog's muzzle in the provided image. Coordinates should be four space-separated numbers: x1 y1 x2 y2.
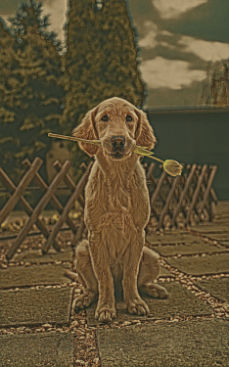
110 136 126 152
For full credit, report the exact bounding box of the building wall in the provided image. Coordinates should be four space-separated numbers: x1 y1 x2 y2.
147 109 229 200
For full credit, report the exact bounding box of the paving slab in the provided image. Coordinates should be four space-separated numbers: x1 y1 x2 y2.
159 266 174 277
146 232 200 245
0 264 71 289
214 220 229 227
221 240 229 247
150 241 228 257
205 233 229 242
11 248 73 263
215 212 229 218
194 278 229 303
215 201 229 212
0 332 74 367
190 223 228 233
0 287 72 327
215 210 229 215
86 282 212 326
96 319 229 367
166 253 229 276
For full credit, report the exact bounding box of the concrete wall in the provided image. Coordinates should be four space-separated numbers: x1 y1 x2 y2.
147 108 229 200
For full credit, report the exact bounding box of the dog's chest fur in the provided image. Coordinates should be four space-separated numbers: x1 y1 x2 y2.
85 159 150 229
84 157 150 268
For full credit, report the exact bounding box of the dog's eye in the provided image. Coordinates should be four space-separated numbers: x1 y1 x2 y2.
126 115 133 122
101 115 109 122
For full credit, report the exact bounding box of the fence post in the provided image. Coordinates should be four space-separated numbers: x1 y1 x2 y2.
53 161 86 245
22 159 78 234
185 164 208 225
0 168 57 246
171 164 197 227
6 160 72 260
53 161 85 208
158 175 181 228
198 165 218 217
0 157 43 225
150 170 167 218
42 161 93 254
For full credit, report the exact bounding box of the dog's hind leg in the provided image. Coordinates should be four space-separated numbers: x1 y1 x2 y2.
72 240 98 311
138 246 169 299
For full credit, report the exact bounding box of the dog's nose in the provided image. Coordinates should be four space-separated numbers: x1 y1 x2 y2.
110 136 126 149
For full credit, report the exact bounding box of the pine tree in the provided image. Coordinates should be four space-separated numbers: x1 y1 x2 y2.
202 61 229 107
210 62 229 107
0 1 65 184
94 0 146 107
0 19 15 137
61 0 146 171
62 0 145 126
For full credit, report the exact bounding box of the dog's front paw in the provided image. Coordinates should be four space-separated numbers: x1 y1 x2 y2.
73 290 97 311
127 297 149 316
95 305 116 322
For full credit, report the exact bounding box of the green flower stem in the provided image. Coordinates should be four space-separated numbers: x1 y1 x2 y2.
147 155 164 163
48 133 167 164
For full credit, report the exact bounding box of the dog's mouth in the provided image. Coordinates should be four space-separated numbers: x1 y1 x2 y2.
101 139 135 160
107 151 131 160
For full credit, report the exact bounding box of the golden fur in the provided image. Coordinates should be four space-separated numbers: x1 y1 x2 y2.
70 97 168 322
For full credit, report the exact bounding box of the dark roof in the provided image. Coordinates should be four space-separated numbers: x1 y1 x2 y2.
146 106 229 114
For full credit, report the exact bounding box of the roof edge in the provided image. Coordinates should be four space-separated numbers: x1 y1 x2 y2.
145 106 229 114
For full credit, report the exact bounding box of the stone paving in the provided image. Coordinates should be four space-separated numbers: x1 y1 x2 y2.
1 333 74 366
0 287 73 327
96 319 229 367
0 200 228 366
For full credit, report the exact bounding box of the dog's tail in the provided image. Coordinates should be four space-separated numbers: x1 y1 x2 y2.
64 269 78 281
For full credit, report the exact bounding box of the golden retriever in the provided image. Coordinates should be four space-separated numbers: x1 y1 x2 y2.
70 97 168 322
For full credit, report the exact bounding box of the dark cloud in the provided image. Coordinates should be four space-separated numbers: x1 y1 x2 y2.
159 0 229 43
0 0 24 15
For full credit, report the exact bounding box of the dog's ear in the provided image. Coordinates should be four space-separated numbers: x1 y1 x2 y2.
72 106 99 156
134 108 157 150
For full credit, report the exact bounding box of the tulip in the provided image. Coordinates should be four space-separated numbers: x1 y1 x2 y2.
163 160 183 177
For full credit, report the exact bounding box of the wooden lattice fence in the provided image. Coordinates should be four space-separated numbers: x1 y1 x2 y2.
145 162 218 230
0 158 218 260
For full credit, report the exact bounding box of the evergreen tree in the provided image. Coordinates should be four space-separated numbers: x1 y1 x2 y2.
61 0 146 170
94 0 146 106
60 0 98 129
0 19 15 139
62 0 146 127
202 60 229 107
0 1 65 184
209 62 229 107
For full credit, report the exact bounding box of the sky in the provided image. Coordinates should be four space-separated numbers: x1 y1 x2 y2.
1 0 229 109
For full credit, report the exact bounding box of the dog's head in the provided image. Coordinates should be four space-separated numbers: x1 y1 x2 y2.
72 97 157 161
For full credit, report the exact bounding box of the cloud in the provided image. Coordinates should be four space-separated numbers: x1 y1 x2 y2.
160 30 173 36
140 57 206 89
138 21 175 50
179 36 229 62
138 21 158 49
160 41 176 50
1 0 68 43
1 15 11 29
152 0 208 19
41 0 68 42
